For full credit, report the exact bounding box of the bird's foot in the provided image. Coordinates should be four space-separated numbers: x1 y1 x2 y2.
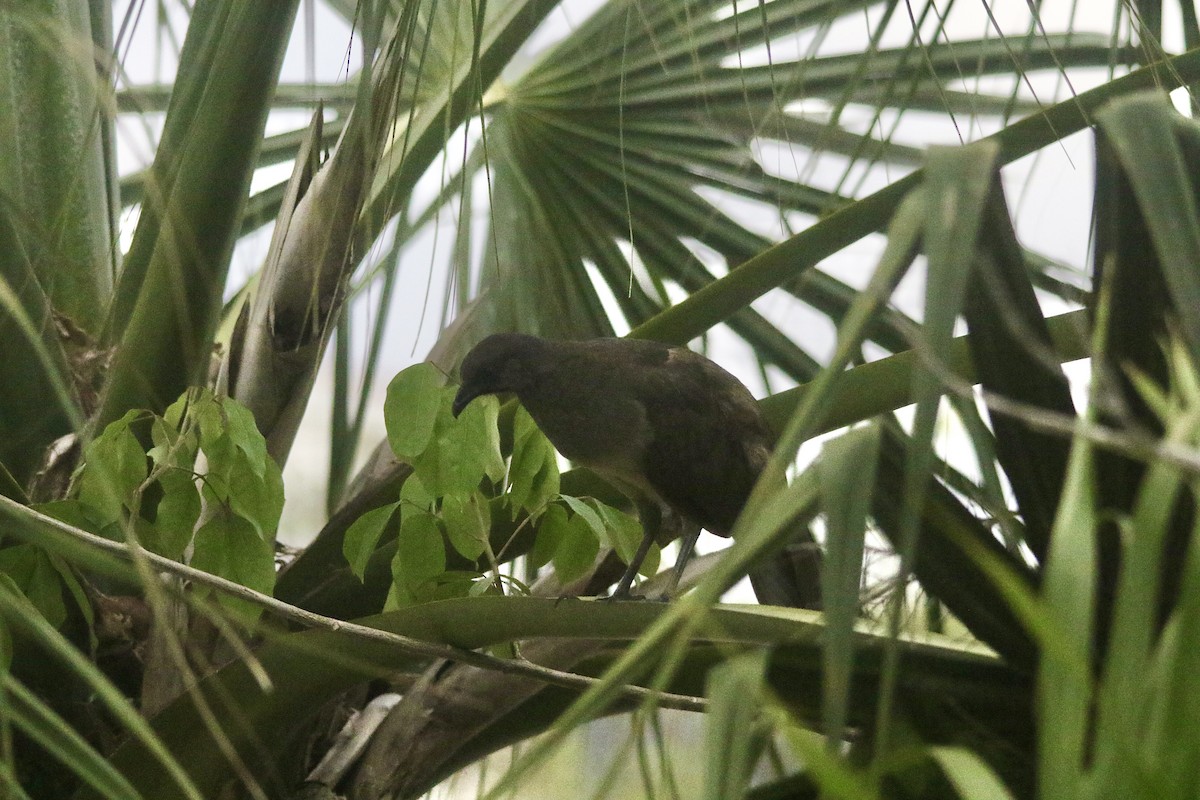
602 577 639 603
602 563 674 602
601 588 667 603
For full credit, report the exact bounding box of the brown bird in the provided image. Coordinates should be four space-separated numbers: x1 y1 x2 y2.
452 333 789 598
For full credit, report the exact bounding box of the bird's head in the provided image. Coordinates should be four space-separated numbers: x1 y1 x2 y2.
452 333 546 417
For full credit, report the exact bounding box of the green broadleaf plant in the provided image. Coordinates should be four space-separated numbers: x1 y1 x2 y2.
372 362 666 606
4 389 284 628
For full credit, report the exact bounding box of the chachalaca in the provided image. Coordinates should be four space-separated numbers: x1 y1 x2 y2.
452 333 817 601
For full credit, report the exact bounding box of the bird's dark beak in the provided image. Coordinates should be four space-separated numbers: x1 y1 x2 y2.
452 386 477 418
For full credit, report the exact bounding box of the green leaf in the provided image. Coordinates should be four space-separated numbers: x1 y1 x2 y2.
589 500 643 566
190 513 275 622
534 457 562 514
0 459 26 504
400 472 434 509
77 409 148 523
0 617 9 670
195 405 235 496
816 423 880 745
411 393 504 497
193 389 227 452
343 502 400 582
1096 94 1200 363
32 500 108 538
513 403 540 450
151 469 201 559
1037 413 1098 798
468 574 500 597
552 511 599 585
529 503 568 569
393 510 446 601
226 451 285 540
0 544 66 628
636 542 660 579
704 651 769 800
431 571 485 600
187 393 283 541
456 393 506 484
905 143 998 537
442 491 491 562
509 413 560 517
384 362 444 460
34 502 118 643
559 495 606 540
47 552 93 637
1148 515 1200 794
221 398 268 477
1091 396 1196 792
162 391 191 432
929 747 1016 800
152 393 201 472
148 415 197 469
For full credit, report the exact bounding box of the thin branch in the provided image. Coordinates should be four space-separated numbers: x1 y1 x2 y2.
5 498 707 713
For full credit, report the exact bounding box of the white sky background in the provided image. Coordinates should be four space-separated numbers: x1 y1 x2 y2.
111 1 1149 557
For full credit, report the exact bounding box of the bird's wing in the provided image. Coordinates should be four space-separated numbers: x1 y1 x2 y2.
635 348 774 536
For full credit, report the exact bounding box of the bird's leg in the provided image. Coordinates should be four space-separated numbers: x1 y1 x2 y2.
609 498 661 600
658 524 703 599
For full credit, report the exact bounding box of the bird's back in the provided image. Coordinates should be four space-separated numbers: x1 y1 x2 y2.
633 347 774 536
509 337 773 537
